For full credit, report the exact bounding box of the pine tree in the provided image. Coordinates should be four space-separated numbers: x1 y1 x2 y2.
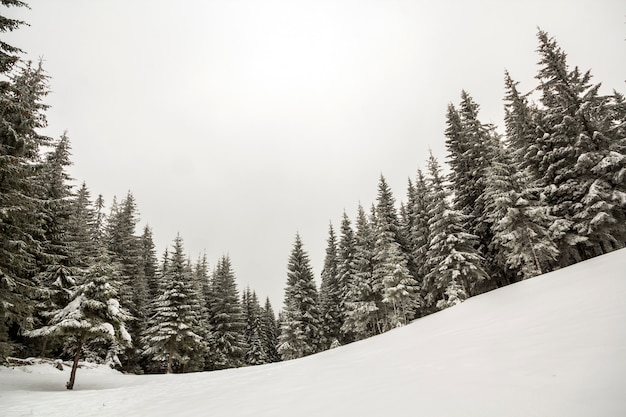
142 235 203 373
480 145 559 280
27 251 132 389
423 154 488 311
318 224 342 349
342 205 379 340
192 253 212 370
105 192 146 371
278 234 321 360
242 288 267 365
445 92 505 287
260 297 280 363
31 134 76 357
406 170 430 299
0 60 51 359
206 255 245 369
336 211 355 343
533 30 626 263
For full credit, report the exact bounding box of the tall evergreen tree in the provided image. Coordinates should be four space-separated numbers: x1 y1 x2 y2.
206 255 245 369
260 296 280 363
278 234 321 360
336 211 355 343
406 170 431 297
533 30 626 263
423 154 488 311
445 92 505 286
371 176 420 330
105 192 146 371
0 59 51 359
242 287 267 365
342 205 378 340
142 235 202 374
318 224 342 349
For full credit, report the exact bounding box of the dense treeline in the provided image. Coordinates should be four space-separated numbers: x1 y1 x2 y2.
277 31 626 358
2 1 625 385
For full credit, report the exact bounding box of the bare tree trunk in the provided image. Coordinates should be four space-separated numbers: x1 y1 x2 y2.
66 332 85 390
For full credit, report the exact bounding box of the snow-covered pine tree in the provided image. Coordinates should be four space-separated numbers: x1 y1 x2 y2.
142 235 203 373
105 192 146 372
192 253 215 369
206 255 245 370
278 234 321 360
260 296 280 362
342 205 379 340
407 170 431 296
423 153 488 311
533 30 626 263
480 143 559 280
27 251 132 389
336 211 356 344
445 93 505 287
371 177 420 330
0 59 51 359
318 223 342 350
31 134 76 357
242 288 267 365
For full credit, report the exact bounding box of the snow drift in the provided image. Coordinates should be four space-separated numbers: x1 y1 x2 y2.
2 249 625 417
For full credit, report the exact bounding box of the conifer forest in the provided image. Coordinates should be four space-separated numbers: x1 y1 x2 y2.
1 1 625 386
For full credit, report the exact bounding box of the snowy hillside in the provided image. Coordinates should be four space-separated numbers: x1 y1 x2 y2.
2 249 625 417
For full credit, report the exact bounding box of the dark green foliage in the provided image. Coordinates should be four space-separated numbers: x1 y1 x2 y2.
533 30 626 264
278 234 321 360
260 297 280 363
242 287 267 365
206 255 245 369
423 154 488 311
319 224 342 349
0 60 51 359
342 205 378 340
142 236 203 373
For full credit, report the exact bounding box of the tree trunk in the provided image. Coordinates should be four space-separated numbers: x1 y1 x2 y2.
66 332 85 390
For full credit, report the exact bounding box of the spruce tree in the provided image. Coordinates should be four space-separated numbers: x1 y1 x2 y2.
318 224 342 349
206 255 245 369
342 205 379 340
533 30 626 263
260 297 280 363
28 251 132 389
142 235 203 373
336 211 355 343
445 92 506 286
105 192 146 371
278 234 321 360
423 154 488 311
242 288 267 365
0 60 51 359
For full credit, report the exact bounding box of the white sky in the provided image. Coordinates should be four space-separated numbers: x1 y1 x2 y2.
5 0 626 308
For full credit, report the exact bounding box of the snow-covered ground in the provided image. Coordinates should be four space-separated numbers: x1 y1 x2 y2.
2 249 625 417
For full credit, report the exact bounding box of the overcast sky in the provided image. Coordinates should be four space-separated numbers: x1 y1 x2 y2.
5 0 625 308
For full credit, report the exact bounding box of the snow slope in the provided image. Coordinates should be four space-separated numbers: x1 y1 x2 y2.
2 249 625 417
